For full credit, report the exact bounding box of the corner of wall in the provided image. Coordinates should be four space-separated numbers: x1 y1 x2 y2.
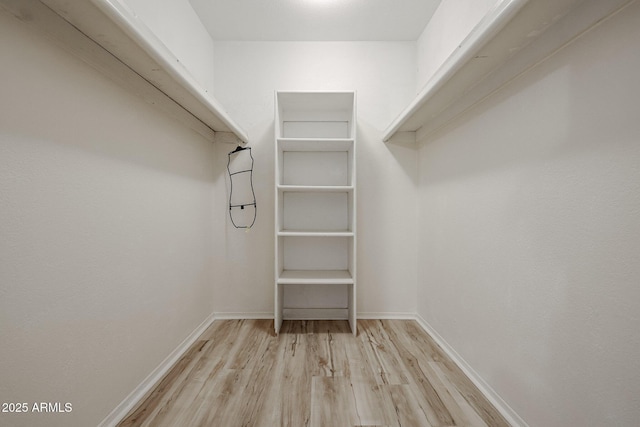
97 313 216 427
413 313 529 427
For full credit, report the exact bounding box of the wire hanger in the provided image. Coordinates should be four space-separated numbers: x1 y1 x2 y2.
230 145 249 153
227 145 257 229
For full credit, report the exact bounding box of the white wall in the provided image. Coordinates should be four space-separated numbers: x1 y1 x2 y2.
212 41 419 317
0 9 217 427
416 0 496 90
118 0 216 92
417 3 640 426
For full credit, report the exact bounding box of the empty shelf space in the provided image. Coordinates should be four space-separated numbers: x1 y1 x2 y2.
277 270 354 285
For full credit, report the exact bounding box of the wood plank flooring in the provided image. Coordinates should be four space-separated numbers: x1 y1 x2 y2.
118 319 510 427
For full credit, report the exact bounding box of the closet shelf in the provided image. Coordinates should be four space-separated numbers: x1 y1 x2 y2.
278 138 354 151
277 270 354 285
278 230 354 237
34 0 248 142
275 91 357 335
278 185 354 193
383 0 616 145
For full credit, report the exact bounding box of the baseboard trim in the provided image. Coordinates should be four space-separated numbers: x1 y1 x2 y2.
213 311 417 320
97 312 216 427
213 311 274 319
413 314 528 427
358 312 416 320
283 308 348 319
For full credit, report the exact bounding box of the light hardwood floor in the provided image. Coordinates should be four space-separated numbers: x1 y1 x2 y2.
118 319 510 427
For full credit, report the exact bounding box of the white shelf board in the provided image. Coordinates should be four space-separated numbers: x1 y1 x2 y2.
278 138 354 151
383 0 628 144
278 185 354 193
278 270 354 285
278 230 354 237
21 0 249 142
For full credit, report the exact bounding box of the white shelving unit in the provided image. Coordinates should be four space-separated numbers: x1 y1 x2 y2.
274 91 357 335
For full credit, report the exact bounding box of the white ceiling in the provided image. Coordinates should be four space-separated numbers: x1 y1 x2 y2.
188 0 442 41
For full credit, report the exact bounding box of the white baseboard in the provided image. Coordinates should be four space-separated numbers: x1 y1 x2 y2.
283 308 348 319
97 312 216 427
358 312 416 320
413 314 528 427
213 311 274 319
212 311 417 320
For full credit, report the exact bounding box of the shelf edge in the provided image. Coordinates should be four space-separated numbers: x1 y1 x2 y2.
31 0 248 143
278 185 354 192
383 0 631 145
90 0 249 143
278 231 354 237
382 0 528 143
277 280 354 285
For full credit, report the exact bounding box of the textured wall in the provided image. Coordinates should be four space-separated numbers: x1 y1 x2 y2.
0 9 216 427
417 3 640 426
